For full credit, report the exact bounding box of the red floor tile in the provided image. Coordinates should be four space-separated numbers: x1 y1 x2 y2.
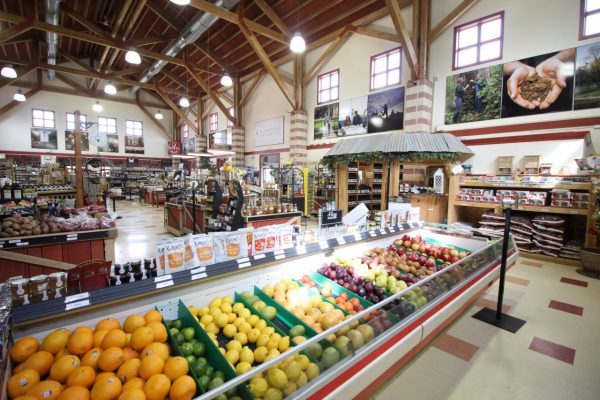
521 260 543 268
433 333 480 362
477 298 511 314
560 277 588 288
548 300 584 316
529 337 576 364
506 275 530 286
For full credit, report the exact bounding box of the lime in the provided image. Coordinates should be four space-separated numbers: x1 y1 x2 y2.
180 342 194 356
198 375 210 389
214 370 225 381
182 327 195 341
164 319 173 328
204 365 214 378
192 360 207 376
169 327 179 336
225 387 238 397
175 333 185 345
172 319 183 330
214 395 227 400
193 342 206 357
208 376 225 390
197 356 208 365
185 355 197 365
188 338 199 346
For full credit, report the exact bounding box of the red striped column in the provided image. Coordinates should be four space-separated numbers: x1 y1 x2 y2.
232 126 245 168
290 110 308 166
404 79 433 133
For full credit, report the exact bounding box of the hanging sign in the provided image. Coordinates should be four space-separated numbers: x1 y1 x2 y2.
168 141 182 155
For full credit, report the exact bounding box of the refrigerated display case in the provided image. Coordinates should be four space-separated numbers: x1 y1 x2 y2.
4 223 517 399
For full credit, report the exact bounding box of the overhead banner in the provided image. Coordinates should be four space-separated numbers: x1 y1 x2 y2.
254 116 284 147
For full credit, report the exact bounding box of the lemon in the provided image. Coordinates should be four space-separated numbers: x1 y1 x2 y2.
233 317 246 328
240 346 254 364
219 347 226 355
227 313 237 324
205 322 219 335
278 336 290 352
267 368 288 389
254 319 267 331
283 360 301 380
293 336 306 344
246 314 259 327
296 371 308 387
232 303 245 314
270 333 282 342
264 387 283 400
257 334 270 348
234 332 248 345
222 296 234 305
236 361 252 375
220 302 232 314
226 340 242 353
253 301 267 312
262 326 275 336
216 313 229 328
296 354 310 370
266 348 280 360
209 298 222 309
248 328 261 343
266 337 279 351
225 349 240 365
187 305 199 316
249 377 268 397
254 346 268 363
210 307 223 319
197 306 210 317
239 322 252 335
238 308 251 319
223 324 237 338
200 314 214 325
282 381 298 396
262 284 275 297
305 363 320 380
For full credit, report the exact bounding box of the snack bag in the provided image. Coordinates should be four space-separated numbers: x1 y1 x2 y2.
212 232 228 263
253 229 268 255
279 225 294 249
192 234 215 267
240 227 254 257
165 238 186 274
265 226 279 252
156 240 168 276
183 235 199 269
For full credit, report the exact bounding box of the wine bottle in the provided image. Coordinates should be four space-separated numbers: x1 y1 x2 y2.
2 181 12 200
12 181 22 200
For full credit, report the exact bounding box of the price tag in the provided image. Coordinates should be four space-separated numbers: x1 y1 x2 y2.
274 250 284 256
67 234 78 241
16 242 29 246
296 246 306 255
239 262 251 269
190 267 206 275
65 292 89 303
319 241 329 250
368 230 376 236
237 257 250 264
156 280 174 289
275 254 285 260
254 254 266 260
389 227 396 232
66 299 90 311
354 233 362 241
8 239 21 244
155 274 172 283
337 238 346 245
191 272 207 281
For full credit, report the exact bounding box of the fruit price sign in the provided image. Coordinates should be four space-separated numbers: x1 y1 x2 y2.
319 209 343 228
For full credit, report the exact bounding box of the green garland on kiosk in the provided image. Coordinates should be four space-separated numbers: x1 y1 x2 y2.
322 152 459 167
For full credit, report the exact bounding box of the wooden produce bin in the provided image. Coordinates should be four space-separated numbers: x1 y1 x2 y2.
244 211 303 229
165 202 184 236
183 201 205 234
410 194 449 223
0 228 117 281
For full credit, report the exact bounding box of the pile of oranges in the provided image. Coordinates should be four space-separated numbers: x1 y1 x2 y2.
7 310 196 400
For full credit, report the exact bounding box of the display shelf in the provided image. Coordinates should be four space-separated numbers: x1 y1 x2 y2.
519 251 582 267
459 182 591 190
0 228 117 249
454 201 588 215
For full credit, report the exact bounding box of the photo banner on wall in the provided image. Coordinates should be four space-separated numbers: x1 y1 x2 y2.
125 134 144 154
31 128 58 150
65 130 89 151
574 42 600 110
97 134 119 153
254 116 284 147
338 96 368 137
445 65 502 124
182 136 196 154
313 103 339 140
367 86 405 133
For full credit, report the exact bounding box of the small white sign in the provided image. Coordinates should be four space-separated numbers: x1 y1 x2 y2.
254 254 266 260
191 272 207 281
65 292 89 303
66 299 90 311
254 116 284 147
155 274 172 283
239 262 251 269
156 280 174 289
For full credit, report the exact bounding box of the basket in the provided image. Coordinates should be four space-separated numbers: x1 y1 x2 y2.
580 248 600 272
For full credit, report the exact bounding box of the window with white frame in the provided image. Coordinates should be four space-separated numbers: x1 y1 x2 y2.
213 130 232 146
125 120 143 136
66 112 87 131
227 107 234 127
98 116 117 135
453 11 504 69
370 48 401 90
317 70 339 104
209 112 218 132
32 109 55 128
581 0 600 39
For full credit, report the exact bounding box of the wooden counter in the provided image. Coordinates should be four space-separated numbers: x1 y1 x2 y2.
164 202 205 236
243 211 303 228
183 201 205 234
164 202 184 236
409 194 448 223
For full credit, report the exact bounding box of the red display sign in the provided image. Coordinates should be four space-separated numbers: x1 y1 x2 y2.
168 141 182 155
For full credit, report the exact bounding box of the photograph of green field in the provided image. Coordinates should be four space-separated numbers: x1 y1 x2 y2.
574 42 600 110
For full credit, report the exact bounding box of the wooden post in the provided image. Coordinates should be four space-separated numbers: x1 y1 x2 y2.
294 54 305 111
74 110 85 207
335 164 349 214
233 74 242 127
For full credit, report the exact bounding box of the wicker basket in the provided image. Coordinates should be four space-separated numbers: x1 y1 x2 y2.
580 248 600 272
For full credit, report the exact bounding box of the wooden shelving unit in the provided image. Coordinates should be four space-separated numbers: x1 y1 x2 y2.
335 161 387 214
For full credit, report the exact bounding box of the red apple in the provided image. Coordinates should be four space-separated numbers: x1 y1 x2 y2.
418 244 426 253
424 259 435 268
403 240 412 248
411 243 420 251
450 249 459 257
450 256 459 263
442 254 451 261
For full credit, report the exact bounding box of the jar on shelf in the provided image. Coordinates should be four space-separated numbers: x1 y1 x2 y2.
29 275 48 293
9 278 29 297
48 272 67 289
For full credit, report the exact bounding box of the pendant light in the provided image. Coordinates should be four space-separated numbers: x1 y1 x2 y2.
1 64 17 78
93 100 103 112
104 81 117 95
13 90 26 102
179 97 190 108
289 32 306 53
220 74 233 87
170 0 190 5
155 110 164 120
125 50 142 64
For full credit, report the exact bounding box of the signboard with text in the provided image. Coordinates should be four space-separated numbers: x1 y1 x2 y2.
168 141 182 155
254 116 284 147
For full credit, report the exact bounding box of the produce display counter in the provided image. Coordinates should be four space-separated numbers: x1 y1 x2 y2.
183 201 205 234
243 211 303 229
164 202 206 236
0 228 117 281
165 202 184 236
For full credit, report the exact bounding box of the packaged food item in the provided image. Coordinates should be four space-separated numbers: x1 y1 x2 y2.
265 228 279 252
9 277 29 297
129 260 142 273
12 294 30 306
29 275 48 293
183 235 199 269
156 241 168 276
164 238 186 274
192 234 215 266
30 290 49 304
48 272 67 289
112 263 127 276
253 229 267 255
279 225 294 249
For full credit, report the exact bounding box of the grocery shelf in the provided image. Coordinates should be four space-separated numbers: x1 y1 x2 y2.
0 228 117 249
454 201 588 215
459 182 591 190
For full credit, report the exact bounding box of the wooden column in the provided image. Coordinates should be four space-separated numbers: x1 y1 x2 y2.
389 159 401 198
335 164 349 214
294 54 305 111
74 110 84 207
233 74 242 126
381 160 390 211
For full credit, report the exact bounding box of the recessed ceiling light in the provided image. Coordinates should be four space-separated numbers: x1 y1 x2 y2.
125 50 142 64
290 32 306 53
179 97 190 108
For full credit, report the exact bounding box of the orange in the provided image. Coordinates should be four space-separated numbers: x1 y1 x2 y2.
54 348 70 361
13 363 25 374
140 343 169 362
123 315 145 334
145 323 167 344
95 318 121 332
90 372 122 400
94 372 116 384
21 351 54 377
7 369 40 398
143 374 170 400
68 331 94 356
118 389 146 400
98 347 125 372
169 375 196 400
117 358 141 383
11 337 39 363
26 380 62 400
57 386 90 400
93 330 109 348
122 377 145 392
144 310 162 324
41 330 70 355
102 330 127 350
74 326 94 335
12 395 38 400
81 348 102 369
49 354 81 383
163 357 188 382
126 334 132 347
66 365 96 388
130 327 154 352
122 348 140 362
138 355 164 380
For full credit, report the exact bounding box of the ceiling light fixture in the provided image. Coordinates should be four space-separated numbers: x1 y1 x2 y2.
220 74 233 87
289 32 306 53
104 82 117 95
155 110 164 120
170 0 191 5
13 90 26 102
1 64 17 78
179 97 190 108
125 50 142 64
93 100 103 112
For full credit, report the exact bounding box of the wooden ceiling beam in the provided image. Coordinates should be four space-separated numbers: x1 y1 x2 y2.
0 20 33 44
135 90 171 140
54 72 90 95
95 0 133 75
428 0 478 43
385 0 420 78
59 50 96 73
188 0 287 44
185 64 232 123
155 85 198 136
0 64 36 90
109 65 150 78
220 90 233 105
253 0 290 36
240 70 264 107
354 26 400 42
61 3 109 39
131 35 176 47
418 0 430 78
303 28 351 86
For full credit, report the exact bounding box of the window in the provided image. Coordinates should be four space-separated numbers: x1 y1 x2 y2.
581 0 600 39
370 48 401 90
453 11 504 70
317 70 339 103
212 130 232 146
98 116 117 135
32 109 55 128
181 124 189 139
125 120 143 136
209 112 218 132
227 107 234 127
66 112 87 131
